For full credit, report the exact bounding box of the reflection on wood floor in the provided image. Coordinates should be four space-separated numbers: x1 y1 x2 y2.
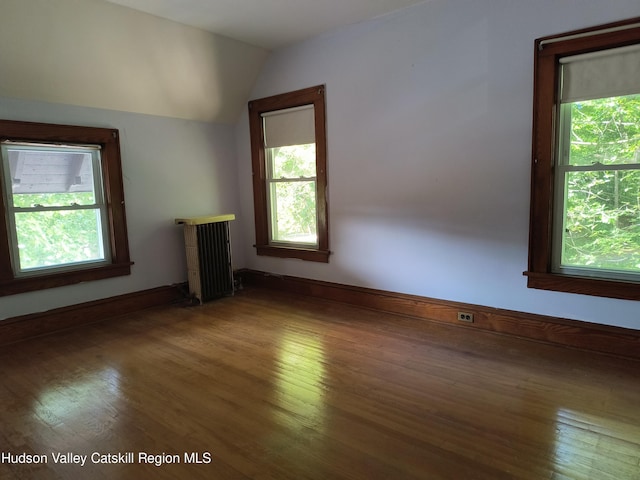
1 287 639 479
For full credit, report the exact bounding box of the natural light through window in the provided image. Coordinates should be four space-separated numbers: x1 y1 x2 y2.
266 143 318 246
553 408 639 479
34 367 121 424
0 141 110 275
527 24 640 299
248 86 329 262
275 332 326 434
554 69 640 281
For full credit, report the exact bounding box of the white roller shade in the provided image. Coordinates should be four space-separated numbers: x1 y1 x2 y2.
262 105 315 148
560 43 640 103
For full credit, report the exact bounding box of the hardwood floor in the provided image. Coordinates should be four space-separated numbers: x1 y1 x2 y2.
1 287 639 479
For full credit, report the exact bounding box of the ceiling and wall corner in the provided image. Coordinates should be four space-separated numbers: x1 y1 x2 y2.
0 0 269 124
102 0 430 50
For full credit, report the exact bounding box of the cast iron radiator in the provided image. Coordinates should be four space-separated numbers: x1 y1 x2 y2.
175 214 235 303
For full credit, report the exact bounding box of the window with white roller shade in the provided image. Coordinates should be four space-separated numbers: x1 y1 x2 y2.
526 17 640 300
560 44 640 103
262 105 315 148
248 86 329 263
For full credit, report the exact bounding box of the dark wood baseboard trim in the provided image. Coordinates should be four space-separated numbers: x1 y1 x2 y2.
239 269 640 361
0 283 186 345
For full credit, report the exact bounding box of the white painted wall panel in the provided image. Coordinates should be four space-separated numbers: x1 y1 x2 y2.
0 97 242 320
237 0 640 329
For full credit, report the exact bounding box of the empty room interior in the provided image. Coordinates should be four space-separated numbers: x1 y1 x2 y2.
1 0 640 478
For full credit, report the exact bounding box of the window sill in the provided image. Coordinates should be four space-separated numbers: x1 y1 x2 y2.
524 271 640 301
255 245 330 263
0 262 133 297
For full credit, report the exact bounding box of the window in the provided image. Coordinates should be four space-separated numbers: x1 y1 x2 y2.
248 85 329 262
0 120 132 296
526 17 640 300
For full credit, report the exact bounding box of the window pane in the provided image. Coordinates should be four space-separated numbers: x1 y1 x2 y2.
6 147 98 206
562 170 640 272
14 209 105 270
11 191 98 209
270 180 317 245
269 144 316 179
568 94 640 166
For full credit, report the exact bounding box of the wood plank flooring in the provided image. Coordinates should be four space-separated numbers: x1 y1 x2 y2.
1 287 639 479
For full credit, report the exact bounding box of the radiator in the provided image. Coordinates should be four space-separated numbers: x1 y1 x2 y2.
175 214 235 303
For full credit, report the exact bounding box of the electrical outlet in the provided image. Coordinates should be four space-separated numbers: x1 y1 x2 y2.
457 312 474 323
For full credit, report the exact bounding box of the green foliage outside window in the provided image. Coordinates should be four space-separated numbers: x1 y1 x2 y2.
11 192 104 270
562 94 640 271
268 144 318 244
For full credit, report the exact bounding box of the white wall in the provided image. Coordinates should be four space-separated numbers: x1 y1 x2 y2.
0 96 243 320
0 0 266 319
236 0 640 329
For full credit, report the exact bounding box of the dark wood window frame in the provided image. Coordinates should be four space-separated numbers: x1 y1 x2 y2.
525 17 640 301
0 120 132 296
248 85 329 263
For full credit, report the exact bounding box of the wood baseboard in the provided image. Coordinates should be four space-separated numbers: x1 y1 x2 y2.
0 284 186 345
239 269 640 361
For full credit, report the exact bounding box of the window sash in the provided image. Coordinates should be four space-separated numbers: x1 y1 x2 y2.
552 101 640 281
13 209 109 274
553 168 640 281
265 147 319 248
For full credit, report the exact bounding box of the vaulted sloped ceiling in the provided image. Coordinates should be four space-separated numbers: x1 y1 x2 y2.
0 0 269 124
103 0 428 49
1 0 426 123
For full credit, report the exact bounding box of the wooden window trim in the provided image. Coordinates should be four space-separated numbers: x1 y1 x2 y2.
0 120 132 296
525 17 640 300
248 85 329 263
